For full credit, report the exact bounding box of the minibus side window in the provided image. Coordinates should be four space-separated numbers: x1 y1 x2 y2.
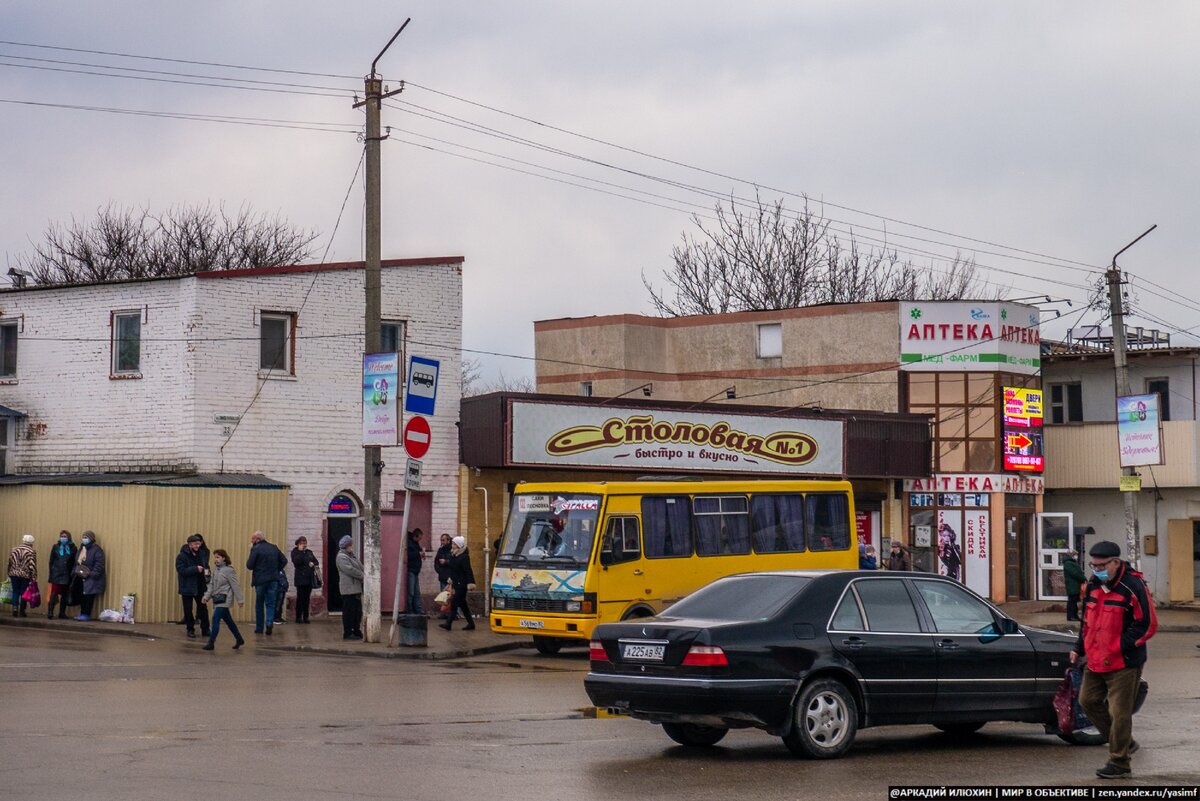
600 517 641 565
750 494 807 553
642 496 693 558
693 495 750 556
808 493 851 551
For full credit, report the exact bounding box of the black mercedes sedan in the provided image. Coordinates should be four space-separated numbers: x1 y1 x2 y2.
584 570 1082 758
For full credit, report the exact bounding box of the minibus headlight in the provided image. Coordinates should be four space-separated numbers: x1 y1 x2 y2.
565 600 582 612
493 597 506 609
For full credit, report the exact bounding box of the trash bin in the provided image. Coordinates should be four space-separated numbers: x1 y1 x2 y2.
394 613 427 647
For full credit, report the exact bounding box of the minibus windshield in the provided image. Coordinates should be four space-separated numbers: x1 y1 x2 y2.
498 493 601 566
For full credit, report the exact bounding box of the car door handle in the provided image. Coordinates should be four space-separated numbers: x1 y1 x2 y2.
937 639 959 650
632 569 644 576
841 638 865 649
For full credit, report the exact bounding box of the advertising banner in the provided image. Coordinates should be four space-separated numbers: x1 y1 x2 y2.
962 509 991 597
905 473 1044 495
1003 427 1044 472
1003 387 1044 427
899 302 1041 375
362 352 400 447
1117 393 1164 467
937 510 964 582
509 401 845 476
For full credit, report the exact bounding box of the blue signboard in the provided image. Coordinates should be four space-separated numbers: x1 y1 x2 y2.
405 355 440 416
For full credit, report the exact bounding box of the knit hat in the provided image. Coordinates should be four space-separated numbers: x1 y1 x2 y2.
1089 540 1121 559
22 534 34 544
452 536 466 549
187 534 203 544
339 535 353 550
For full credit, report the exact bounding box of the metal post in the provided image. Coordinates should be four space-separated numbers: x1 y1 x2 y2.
1107 225 1156 568
474 486 490 615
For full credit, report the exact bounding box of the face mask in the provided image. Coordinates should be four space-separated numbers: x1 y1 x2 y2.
1093 569 1109 581
82 538 91 546
60 537 69 544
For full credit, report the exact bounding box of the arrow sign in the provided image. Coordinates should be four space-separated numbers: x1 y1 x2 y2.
403 415 431 459
1007 433 1033 450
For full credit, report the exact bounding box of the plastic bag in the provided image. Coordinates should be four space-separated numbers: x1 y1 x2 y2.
120 595 136 624
0 577 12 605
1053 665 1091 735
98 609 122 622
21 580 41 609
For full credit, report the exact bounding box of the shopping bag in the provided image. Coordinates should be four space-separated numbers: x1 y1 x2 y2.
0 577 12 605
120 594 136 624
1052 665 1090 735
21 580 42 609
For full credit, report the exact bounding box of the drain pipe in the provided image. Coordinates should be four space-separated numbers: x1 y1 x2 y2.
474 486 490 615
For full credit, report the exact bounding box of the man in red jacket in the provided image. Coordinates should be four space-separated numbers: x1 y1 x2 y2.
1069 540 1156 779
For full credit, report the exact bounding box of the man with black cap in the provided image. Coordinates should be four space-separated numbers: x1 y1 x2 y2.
1069 540 1157 779
176 534 211 639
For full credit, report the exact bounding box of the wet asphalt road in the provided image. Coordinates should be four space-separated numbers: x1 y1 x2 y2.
0 628 1197 800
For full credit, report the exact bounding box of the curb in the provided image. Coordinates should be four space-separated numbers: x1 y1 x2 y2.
259 639 535 660
0 616 161 641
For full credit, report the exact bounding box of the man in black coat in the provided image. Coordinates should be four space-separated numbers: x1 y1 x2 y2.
246 530 287 635
176 534 211 638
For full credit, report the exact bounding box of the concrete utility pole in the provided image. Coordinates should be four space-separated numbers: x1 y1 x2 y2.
357 20 409 643
1106 225 1156 568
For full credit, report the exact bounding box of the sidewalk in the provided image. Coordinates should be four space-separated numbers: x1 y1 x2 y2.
997 600 1200 633
0 612 534 660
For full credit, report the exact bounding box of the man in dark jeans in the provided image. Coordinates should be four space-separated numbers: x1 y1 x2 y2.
405 528 425 615
175 534 210 639
246 530 286 635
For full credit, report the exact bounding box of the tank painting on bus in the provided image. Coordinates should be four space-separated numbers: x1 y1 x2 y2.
492 568 585 599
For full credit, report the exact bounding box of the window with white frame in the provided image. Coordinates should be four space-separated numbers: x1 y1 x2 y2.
111 311 142 375
380 320 405 354
757 322 783 358
579 381 593 397
260 312 295 374
0 322 17 378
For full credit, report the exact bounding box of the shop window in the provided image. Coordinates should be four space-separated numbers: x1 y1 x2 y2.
1146 378 1170 422
907 373 936 406
938 440 966 472
1048 382 1082 424
938 373 965 404
757 323 782 358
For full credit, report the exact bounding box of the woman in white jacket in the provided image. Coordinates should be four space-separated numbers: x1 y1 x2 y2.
202 549 245 650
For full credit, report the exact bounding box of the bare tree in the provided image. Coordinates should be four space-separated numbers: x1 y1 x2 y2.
461 357 536 397
20 202 320 285
643 194 1000 315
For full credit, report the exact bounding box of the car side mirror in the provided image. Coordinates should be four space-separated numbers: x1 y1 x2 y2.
1000 617 1020 635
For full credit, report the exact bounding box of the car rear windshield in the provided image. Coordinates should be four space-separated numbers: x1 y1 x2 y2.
662 575 811 621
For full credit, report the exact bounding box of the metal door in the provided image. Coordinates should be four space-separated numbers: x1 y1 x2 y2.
1036 512 1073 601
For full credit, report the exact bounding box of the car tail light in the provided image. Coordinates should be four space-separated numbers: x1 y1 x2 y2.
589 640 610 663
681 645 728 667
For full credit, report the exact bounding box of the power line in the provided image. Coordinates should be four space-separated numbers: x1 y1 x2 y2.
405 80 1105 274
0 38 358 80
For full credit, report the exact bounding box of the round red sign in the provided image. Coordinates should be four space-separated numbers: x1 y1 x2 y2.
403 415 431 459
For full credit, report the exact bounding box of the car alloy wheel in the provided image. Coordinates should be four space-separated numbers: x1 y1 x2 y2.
662 722 728 747
783 678 858 759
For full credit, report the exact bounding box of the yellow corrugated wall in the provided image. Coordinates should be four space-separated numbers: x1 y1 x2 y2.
0 483 287 623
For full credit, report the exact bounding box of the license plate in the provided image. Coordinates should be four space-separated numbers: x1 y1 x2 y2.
518 619 545 629
622 643 665 661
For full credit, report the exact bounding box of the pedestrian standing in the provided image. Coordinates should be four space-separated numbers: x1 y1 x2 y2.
438 536 476 631
176 534 211 639
434 533 453 620
7 534 37 617
74 531 105 621
336 535 364 640
273 564 289 625
405 528 425 615
47 530 78 619
290 536 319 624
1062 549 1086 622
886 541 912 571
246 530 286 636
202 549 245 650
1070 540 1158 779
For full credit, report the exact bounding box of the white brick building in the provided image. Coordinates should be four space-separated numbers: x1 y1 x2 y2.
0 257 463 613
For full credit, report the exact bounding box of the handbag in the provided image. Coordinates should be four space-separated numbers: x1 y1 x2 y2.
0 577 12 605
311 563 322 589
21 580 42 609
75 563 92 579
210 593 228 605
433 589 450 605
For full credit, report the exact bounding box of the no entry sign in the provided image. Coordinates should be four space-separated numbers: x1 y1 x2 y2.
403 415 431 459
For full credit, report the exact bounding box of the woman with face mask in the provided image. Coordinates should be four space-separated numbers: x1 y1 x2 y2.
73 531 106 622
46 530 78 619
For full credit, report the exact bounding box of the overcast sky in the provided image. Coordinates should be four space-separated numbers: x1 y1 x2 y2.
4 2 1198 386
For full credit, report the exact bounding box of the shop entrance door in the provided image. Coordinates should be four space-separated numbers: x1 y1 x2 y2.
1004 513 1032 601
325 494 361 613
1036 513 1073 601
